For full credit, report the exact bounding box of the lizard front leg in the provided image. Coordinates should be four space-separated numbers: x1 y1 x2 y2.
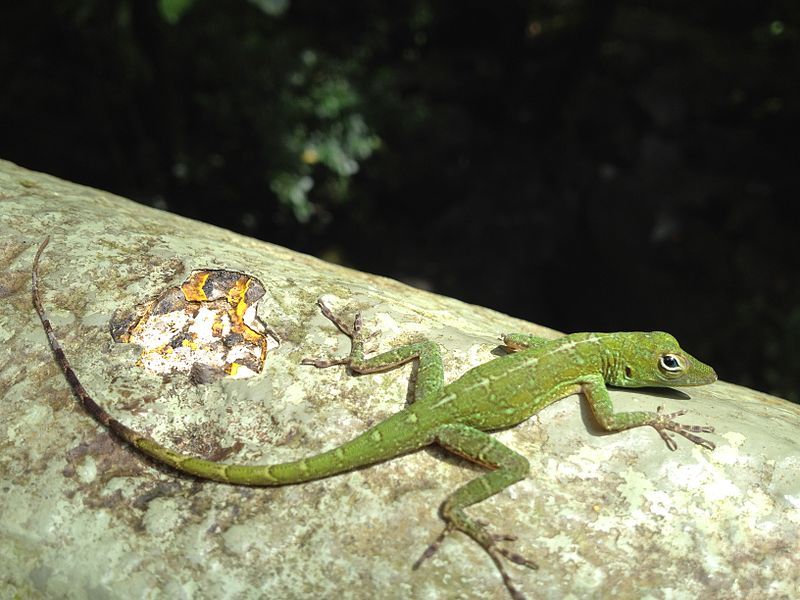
414 423 537 600
302 299 444 403
581 375 716 450
500 333 552 352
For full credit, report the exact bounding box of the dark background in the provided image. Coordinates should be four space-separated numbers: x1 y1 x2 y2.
2 1 798 401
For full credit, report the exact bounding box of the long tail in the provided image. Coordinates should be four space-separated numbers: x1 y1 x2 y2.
32 237 416 486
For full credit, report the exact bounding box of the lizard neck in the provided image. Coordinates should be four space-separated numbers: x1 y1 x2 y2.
598 338 626 384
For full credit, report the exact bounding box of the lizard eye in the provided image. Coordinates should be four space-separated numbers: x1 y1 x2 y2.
658 353 684 375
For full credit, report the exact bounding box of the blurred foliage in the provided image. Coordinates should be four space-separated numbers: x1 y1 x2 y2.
158 0 193 24
158 0 380 221
1 0 798 401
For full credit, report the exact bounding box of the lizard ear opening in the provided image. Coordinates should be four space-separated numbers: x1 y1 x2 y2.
624 365 633 378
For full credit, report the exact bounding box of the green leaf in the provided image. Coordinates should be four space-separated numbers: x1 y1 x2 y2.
158 0 195 24
270 172 315 222
247 0 290 17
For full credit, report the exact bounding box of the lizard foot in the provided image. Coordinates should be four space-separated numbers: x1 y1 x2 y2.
301 299 364 368
317 298 362 339
300 356 350 368
413 519 537 600
650 406 715 451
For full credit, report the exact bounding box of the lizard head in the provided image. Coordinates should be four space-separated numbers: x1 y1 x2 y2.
606 331 717 388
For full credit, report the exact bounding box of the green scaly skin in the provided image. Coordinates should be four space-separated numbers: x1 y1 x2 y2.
31 237 717 600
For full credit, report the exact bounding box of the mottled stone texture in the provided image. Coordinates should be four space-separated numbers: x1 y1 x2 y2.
1 159 798 599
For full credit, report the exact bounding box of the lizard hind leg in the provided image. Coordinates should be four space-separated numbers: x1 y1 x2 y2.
415 423 537 600
301 298 445 403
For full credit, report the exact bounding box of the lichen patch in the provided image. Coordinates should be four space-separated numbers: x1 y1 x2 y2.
110 269 279 382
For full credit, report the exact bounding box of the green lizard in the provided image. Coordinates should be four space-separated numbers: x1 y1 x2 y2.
31 237 717 600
